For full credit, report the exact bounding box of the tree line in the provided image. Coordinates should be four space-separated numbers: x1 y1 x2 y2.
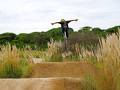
0 26 119 50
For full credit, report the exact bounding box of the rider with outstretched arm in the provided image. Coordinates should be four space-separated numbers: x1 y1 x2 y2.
51 19 78 38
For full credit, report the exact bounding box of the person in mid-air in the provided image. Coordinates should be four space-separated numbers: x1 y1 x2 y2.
51 19 78 38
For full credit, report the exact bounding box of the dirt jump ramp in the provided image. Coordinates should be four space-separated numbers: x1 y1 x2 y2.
31 62 98 78
0 62 99 90
0 78 82 90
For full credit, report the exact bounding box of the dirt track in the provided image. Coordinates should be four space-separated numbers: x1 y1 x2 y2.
0 78 82 90
0 62 100 90
31 62 98 78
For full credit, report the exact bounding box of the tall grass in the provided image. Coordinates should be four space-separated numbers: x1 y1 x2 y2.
96 31 120 90
0 45 32 78
81 30 120 90
30 39 63 62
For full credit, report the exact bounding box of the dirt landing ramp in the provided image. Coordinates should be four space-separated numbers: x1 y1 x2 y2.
31 62 98 78
0 78 82 90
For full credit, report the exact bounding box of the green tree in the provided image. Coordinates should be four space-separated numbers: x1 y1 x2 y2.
92 28 107 38
106 26 120 34
47 27 73 41
79 26 92 32
0 33 16 44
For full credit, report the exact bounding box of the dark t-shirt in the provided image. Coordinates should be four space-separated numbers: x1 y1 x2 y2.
59 21 70 29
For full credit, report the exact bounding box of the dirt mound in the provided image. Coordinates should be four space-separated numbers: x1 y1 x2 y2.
0 78 82 90
0 62 100 90
30 62 99 78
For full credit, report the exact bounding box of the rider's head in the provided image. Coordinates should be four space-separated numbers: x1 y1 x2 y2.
61 19 65 22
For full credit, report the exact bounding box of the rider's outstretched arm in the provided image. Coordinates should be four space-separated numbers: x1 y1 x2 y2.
51 22 61 25
67 19 78 23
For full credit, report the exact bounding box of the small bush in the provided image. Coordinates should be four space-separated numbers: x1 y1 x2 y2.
0 45 32 78
49 54 63 62
0 60 22 78
0 59 32 78
82 75 99 90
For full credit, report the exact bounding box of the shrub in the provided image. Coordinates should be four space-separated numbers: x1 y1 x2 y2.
0 45 32 78
0 60 22 78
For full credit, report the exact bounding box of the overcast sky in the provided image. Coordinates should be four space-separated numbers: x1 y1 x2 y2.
0 0 120 34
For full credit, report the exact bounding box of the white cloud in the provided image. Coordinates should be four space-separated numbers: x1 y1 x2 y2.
0 0 120 34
